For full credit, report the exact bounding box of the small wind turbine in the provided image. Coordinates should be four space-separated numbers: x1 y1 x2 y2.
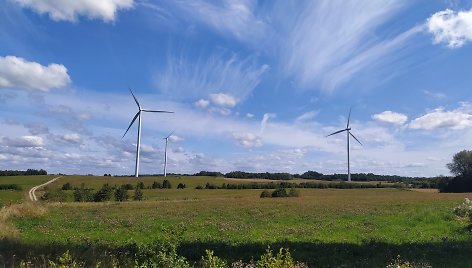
163 131 174 177
326 108 362 182
123 88 173 178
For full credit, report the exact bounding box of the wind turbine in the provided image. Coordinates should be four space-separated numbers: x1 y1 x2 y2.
163 131 174 177
123 88 173 178
326 108 362 182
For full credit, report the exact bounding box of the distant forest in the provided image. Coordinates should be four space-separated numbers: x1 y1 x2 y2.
194 170 446 189
0 169 48 176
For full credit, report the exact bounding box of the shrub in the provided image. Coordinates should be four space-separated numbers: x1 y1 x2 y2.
196 185 204 190
271 188 288 198
134 188 144 201
177 183 186 189
199 250 227 268
47 251 82 268
73 184 94 202
163 180 172 189
42 189 67 202
115 186 129 202
256 247 304 268
136 182 145 190
453 198 472 221
61 182 72 190
385 255 431 268
152 181 162 189
260 190 271 198
123 183 134 190
94 183 113 202
0 184 22 191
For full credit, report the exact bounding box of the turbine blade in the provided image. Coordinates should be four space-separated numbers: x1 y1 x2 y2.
122 112 140 138
166 130 175 139
349 132 362 146
347 107 352 128
129 88 141 109
141 109 174 113
326 129 347 137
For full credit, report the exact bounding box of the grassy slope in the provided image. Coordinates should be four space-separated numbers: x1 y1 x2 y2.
1 175 472 267
0 175 54 203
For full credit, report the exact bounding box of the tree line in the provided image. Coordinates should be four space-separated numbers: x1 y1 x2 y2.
0 169 47 176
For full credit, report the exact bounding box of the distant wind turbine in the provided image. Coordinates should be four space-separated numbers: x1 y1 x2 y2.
123 88 173 178
326 108 362 182
163 131 174 177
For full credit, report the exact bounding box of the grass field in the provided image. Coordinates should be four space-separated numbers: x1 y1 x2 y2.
0 175 54 204
1 175 472 267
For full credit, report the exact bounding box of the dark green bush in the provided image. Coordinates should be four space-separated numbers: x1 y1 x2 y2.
0 184 22 191
260 190 271 198
271 188 288 198
152 181 162 189
163 180 172 189
136 182 145 190
94 183 113 202
42 189 67 202
115 186 129 202
61 182 72 190
177 183 186 189
134 188 143 201
73 183 94 202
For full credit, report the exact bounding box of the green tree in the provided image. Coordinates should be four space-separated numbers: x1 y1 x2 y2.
447 150 472 178
134 188 143 201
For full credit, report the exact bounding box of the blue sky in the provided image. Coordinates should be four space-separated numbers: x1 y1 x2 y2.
1 0 472 176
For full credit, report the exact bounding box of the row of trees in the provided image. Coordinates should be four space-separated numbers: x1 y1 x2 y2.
198 181 406 190
0 169 47 176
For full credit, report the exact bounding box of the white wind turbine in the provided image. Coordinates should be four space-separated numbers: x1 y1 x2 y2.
326 108 362 182
123 88 173 178
163 131 174 177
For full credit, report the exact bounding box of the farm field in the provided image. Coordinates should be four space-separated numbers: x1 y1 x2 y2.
1 175 472 267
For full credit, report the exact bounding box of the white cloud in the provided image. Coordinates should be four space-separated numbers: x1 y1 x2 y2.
372 111 408 125
62 133 82 144
168 0 266 44
246 113 254 118
156 52 268 102
169 135 183 142
195 99 210 108
427 8 472 48
260 113 276 135
296 111 318 123
423 90 447 100
232 132 263 148
0 56 70 91
209 93 237 108
276 1 418 92
409 104 472 130
2 135 43 147
13 0 134 22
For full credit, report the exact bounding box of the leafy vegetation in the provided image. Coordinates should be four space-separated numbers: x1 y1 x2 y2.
0 169 47 176
440 150 472 192
0 184 22 191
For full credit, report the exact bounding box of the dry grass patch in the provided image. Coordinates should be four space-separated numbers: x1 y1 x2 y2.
0 202 46 238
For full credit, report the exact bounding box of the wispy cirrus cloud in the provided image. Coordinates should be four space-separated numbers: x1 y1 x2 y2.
12 0 134 22
0 56 70 91
155 52 268 102
274 0 420 92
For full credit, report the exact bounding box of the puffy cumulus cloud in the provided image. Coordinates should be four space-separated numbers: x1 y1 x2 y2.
232 132 263 148
409 105 472 130
13 0 134 22
169 135 183 142
372 111 408 125
209 93 237 108
0 56 70 91
427 8 472 48
194 99 210 109
2 135 44 147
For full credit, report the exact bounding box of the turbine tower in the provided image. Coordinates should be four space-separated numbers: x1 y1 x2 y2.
123 88 173 178
326 108 362 182
163 131 174 177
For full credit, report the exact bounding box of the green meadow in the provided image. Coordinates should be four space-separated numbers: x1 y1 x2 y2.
1 175 472 267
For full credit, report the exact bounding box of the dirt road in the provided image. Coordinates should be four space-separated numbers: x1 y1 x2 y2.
28 176 62 201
